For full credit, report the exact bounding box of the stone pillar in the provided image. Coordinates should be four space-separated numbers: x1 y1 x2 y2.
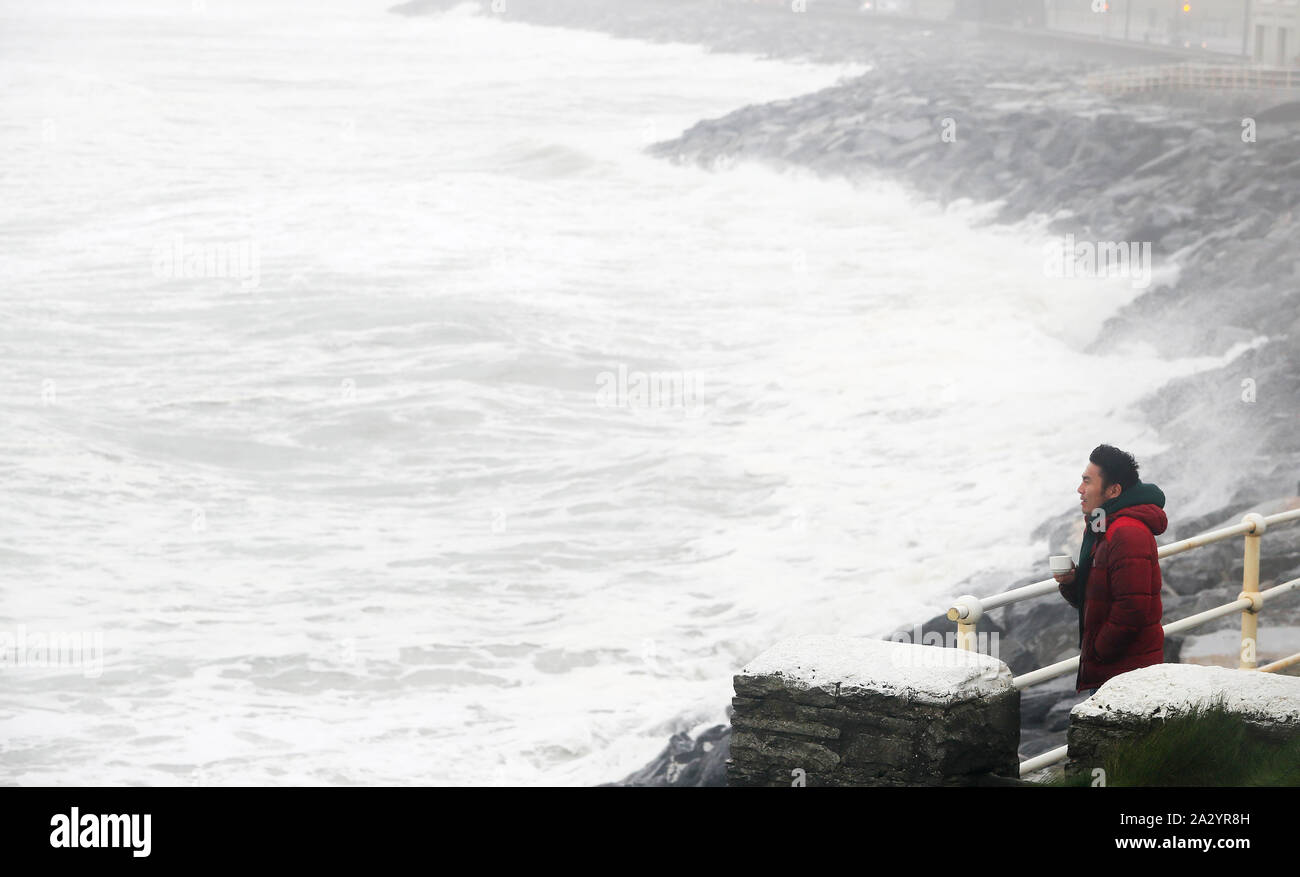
727 634 1019 787
1066 663 1300 778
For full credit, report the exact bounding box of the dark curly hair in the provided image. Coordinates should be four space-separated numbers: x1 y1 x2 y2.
1089 444 1140 493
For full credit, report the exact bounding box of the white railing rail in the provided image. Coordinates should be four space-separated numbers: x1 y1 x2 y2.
1085 62 1300 94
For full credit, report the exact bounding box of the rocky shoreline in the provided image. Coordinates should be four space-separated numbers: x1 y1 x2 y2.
393 0 1300 785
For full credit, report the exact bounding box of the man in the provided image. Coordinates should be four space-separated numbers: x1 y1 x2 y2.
1054 445 1167 695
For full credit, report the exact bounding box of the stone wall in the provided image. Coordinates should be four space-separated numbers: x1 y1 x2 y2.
728 635 1020 786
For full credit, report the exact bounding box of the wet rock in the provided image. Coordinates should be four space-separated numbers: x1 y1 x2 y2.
1021 676 1077 726
604 724 731 787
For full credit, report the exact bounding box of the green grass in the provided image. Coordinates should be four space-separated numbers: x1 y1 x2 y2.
1040 695 1300 787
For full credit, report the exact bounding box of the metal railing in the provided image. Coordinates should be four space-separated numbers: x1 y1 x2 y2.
943 507 1300 777
1085 62 1300 95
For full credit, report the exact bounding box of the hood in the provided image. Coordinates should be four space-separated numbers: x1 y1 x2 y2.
1111 503 1168 537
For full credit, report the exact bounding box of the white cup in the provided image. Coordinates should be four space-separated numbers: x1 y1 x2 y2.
1050 555 1074 575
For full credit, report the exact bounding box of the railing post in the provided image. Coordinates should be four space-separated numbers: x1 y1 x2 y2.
1239 513 1267 669
957 620 976 652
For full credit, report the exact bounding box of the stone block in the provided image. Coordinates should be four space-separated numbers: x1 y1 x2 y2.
727 635 1019 786
1065 663 1300 777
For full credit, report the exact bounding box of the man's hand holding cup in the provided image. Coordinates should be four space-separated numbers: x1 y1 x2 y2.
1051 555 1076 588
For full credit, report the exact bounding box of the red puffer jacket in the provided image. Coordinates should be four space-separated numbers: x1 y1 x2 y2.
1069 504 1167 692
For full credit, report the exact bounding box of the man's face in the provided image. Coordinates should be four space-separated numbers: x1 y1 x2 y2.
1078 462 1120 516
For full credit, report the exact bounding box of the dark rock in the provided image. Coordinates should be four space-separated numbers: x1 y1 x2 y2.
1043 691 1092 733
1020 676 1077 726
604 724 730 787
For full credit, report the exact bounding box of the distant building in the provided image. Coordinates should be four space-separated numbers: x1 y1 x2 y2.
1043 1 1300 64
1251 0 1300 64
763 0 1300 65
1039 2 1247 55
